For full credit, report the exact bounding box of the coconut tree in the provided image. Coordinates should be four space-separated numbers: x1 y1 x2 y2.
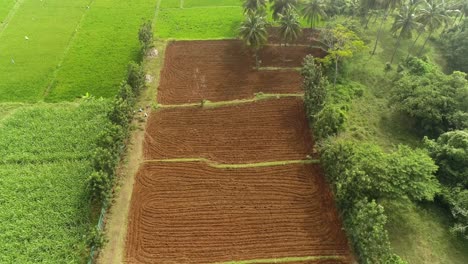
243 0 267 13
406 23 426 59
390 1 422 64
270 0 299 20
302 0 328 29
371 0 403 55
239 11 269 68
279 7 302 51
417 0 453 55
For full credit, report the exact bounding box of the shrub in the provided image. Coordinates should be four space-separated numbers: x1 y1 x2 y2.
345 199 393 264
92 147 118 177
313 105 347 140
302 55 328 121
127 61 146 95
139 20 154 54
87 171 111 201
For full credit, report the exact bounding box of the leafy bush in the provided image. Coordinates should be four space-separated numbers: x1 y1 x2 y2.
127 61 146 96
87 171 111 201
391 58 468 136
313 105 347 140
440 20 468 74
424 130 468 187
302 55 328 121
345 199 395 264
321 140 440 208
139 20 154 54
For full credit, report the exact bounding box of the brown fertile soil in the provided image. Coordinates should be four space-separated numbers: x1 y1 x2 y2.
157 40 325 105
267 27 322 45
144 97 314 164
126 162 351 264
259 45 327 68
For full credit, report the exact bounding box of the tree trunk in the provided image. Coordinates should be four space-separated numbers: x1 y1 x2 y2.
365 13 373 29
390 31 404 64
255 50 260 69
418 30 433 56
371 10 389 56
406 30 423 60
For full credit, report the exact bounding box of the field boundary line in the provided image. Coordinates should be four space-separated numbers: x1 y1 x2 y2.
156 93 304 109
212 255 346 264
0 0 25 38
143 158 320 168
163 6 242 10
152 0 163 27
42 0 96 99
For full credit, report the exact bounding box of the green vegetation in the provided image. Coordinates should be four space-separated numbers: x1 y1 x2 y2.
155 6 244 39
0 101 109 263
0 0 156 102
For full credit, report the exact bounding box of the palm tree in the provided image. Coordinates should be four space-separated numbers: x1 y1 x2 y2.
406 23 426 59
243 0 267 13
359 0 380 28
239 11 269 68
371 0 402 55
390 1 422 63
417 0 453 55
270 0 299 20
302 0 328 29
279 8 302 46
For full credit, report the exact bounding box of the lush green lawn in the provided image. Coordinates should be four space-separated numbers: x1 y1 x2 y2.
0 100 109 263
46 0 157 102
0 0 90 102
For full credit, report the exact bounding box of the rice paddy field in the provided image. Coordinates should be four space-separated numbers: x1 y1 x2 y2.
0 0 157 102
0 101 110 263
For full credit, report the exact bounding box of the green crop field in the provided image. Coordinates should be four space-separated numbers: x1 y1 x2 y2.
0 0 157 102
0 101 109 263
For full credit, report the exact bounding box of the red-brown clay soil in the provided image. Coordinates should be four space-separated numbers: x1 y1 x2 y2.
126 162 351 264
157 40 325 105
259 45 327 68
144 97 313 164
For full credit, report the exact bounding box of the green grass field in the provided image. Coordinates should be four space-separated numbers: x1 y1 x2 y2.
46 0 157 101
0 100 109 263
0 0 15 23
0 0 157 102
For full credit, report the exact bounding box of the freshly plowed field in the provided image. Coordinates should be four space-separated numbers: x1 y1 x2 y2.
126 162 351 264
259 45 327 68
158 40 312 104
144 98 313 163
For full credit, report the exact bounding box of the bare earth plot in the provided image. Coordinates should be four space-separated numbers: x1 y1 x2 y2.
157 40 307 104
125 38 351 264
144 98 313 164
126 162 351 264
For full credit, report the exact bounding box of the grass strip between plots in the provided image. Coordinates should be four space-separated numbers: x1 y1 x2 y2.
212 255 345 264
144 158 320 168
157 93 304 109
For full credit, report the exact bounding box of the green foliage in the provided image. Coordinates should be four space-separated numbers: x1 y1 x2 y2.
302 55 328 121
108 98 133 128
243 0 267 13
442 187 468 239
127 61 146 96
440 20 468 73
345 199 396 264
391 58 468 136
87 171 112 201
139 20 154 54
424 130 468 186
278 7 302 44
321 140 440 208
270 0 299 20
0 102 109 263
239 11 269 67
302 0 328 28
87 226 107 249
313 104 347 140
